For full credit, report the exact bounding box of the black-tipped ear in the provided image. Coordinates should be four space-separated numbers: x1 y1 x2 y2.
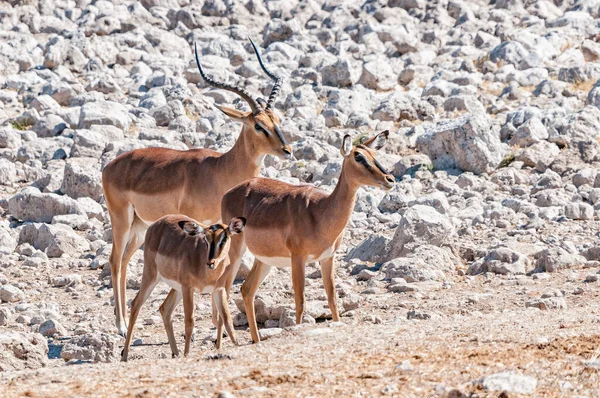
229 217 246 234
256 98 267 109
215 105 251 121
182 221 204 237
362 130 389 150
340 134 352 157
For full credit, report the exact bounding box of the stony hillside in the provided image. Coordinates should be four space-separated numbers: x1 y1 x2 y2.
1 0 600 396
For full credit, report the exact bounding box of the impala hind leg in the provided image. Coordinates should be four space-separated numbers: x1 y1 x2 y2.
107 203 135 336
291 256 307 324
159 288 183 358
320 256 340 322
241 259 272 344
119 216 147 335
213 287 237 349
121 257 159 362
182 286 195 357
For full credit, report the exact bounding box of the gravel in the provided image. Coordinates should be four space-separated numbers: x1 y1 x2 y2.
0 1 599 395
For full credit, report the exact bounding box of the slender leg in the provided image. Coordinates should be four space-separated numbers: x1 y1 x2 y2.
213 293 223 349
213 287 237 349
320 256 340 322
119 217 146 336
215 312 224 350
107 204 134 336
182 286 195 357
121 258 159 362
241 258 272 343
159 288 183 358
291 255 307 324
225 235 246 295
211 294 220 329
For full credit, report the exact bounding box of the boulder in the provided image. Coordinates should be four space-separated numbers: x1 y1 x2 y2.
321 59 362 88
467 247 530 275
388 205 455 258
564 203 594 220
534 248 586 273
0 224 17 252
61 162 103 202
490 41 530 68
382 245 460 282
19 223 90 258
0 284 25 303
9 188 86 223
359 59 396 91
479 372 537 394
39 319 68 337
0 333 48 371
61 333 120 363
417 114 505 174
345 234 390 263
78 101 131 131
508 117 548 147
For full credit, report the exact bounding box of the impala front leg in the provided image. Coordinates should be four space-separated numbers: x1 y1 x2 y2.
182 286 195 357
214 287 237 349
320 256 340 322
291 255 307 324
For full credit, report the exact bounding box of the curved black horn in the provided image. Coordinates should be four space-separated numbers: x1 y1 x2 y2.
194 42 261 115
249 38 283 110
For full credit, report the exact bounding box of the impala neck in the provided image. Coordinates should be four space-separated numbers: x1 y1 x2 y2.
218 124 264 182
322 160 361 238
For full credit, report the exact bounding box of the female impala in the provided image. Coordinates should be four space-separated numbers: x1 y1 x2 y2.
221 131 395 343
121 215 246 361
103 39 291 336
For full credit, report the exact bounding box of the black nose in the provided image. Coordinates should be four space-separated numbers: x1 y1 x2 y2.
385 175 395 184
282 147 291 155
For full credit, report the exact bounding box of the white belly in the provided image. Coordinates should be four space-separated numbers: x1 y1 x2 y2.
255 255 292 268
254 246 336 269
160 276 214 294
307 246 336 262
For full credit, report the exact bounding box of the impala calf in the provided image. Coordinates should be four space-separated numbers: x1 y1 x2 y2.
121 215 246 361
102 38 290 336
221 131 394 343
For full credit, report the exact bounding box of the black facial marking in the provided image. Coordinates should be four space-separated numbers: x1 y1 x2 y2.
273 124 288 146
208 237 215 262
354 152 373 171
255 124 269 137
217 232 227 247
374 158 391 175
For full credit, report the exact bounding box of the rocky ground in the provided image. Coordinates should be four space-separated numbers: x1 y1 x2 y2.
1 0 600 396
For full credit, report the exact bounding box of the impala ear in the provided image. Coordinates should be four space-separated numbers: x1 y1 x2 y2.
216 105 250 122
228 217 246 234
362 130 389 150
182 221 205 237
340 134 353 157
256 98 267 109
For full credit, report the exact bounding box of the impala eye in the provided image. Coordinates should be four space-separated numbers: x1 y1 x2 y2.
354 153 364 162
255 124 269 137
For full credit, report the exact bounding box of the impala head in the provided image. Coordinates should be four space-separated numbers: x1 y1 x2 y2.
341 130 395 190
181 217 246 269
194 40 293 160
